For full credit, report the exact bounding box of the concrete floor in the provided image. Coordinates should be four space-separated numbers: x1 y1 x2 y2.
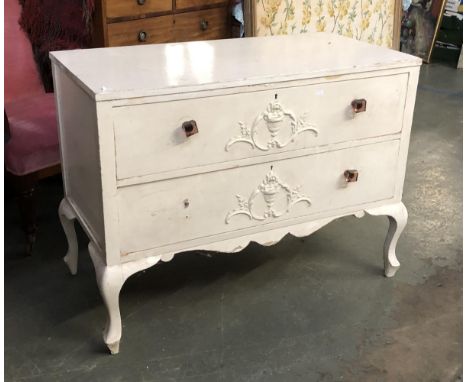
5 63 462 382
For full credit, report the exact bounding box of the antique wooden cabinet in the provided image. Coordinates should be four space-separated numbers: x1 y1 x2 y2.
50 33 421 354
92 0 232 47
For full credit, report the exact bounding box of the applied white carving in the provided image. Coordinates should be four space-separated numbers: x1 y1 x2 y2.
225 169 312 223
225 100 318 151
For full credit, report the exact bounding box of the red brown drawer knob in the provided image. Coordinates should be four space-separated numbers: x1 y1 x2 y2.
182 120 199 137
351 99 367 113
137 0 146 4
200 19 209 31
138 31 147 42
344 169 359 182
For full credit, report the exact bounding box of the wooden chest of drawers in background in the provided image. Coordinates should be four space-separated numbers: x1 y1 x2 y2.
92 0 232 47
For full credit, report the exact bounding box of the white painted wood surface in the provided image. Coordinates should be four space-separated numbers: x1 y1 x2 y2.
52 65 105 250
366 202 408 277
114 73 407 180
50 33 421 101
118 140 400 254
52 33 421 354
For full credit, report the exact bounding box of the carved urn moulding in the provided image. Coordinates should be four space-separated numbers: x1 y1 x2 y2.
225 168 312 223
225 99 319 152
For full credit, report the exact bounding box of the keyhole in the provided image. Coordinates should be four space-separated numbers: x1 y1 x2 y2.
274 93 278 100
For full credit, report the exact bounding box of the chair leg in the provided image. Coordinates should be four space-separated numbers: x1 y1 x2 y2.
11 173 38 256
59 199 78 275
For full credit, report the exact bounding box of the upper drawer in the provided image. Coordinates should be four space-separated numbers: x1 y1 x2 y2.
107 15 173 46
175 0 227 10
106 0 172 19
113 73 408 181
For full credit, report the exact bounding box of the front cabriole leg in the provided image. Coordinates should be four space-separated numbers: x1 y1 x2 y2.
88 242 125 354
366 202 408 278
88 241 172 354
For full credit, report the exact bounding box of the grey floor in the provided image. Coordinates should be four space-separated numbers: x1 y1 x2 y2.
5 63 462 382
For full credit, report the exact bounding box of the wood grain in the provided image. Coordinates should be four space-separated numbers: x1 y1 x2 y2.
174 7 229 42
392 0 402 50
92 0 108 47
176 0 227 10
107 15 174 46
106 0 173 19
243 0 255 37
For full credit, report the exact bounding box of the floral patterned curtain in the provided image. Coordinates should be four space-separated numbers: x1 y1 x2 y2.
255 0 395 48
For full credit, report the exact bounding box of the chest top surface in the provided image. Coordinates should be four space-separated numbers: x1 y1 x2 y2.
50 33 421 101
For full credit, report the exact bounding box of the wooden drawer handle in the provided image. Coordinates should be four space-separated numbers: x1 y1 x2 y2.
182 120 198 137
351 99 367 113
138 31 147 42
344 169 359 182
200 19 209 31
137 0 146 4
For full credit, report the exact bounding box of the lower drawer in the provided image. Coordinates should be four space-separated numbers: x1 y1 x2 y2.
117 140 401 254
107 15 173 46
174 7 229 42
107 8 229 47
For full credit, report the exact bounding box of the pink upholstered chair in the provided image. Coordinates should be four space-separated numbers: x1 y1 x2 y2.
5 0 61 254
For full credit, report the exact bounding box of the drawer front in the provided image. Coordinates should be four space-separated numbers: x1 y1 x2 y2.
107 15 173 46
114 74 408 181
117 140 400 254
106 0 172 19
174 8 229 42
176 0 227 10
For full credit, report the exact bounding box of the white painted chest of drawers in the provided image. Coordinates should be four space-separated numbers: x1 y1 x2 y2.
51 33 421 354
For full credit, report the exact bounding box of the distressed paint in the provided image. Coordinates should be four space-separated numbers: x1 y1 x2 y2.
51 34 421 354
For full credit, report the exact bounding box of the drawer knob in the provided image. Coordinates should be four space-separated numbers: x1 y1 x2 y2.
137 0 146 4
344 169 359 182
200 19 209 31
351 99 367 113
182 120 199 137
138 31 147 42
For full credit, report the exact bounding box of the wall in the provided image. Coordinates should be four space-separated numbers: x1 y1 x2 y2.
254 0 396 48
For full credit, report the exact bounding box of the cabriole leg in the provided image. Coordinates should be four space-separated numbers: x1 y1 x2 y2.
88 242 125 355
59 199 78 275
88 241 170 354
366 202 408 278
